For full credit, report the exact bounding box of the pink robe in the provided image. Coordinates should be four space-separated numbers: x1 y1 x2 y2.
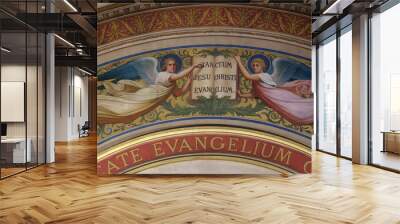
253 78 313 125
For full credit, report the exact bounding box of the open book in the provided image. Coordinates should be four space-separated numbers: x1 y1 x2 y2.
191 55 238 100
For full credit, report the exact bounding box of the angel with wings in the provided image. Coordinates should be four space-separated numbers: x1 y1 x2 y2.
234 55 313 125
98 55 202 123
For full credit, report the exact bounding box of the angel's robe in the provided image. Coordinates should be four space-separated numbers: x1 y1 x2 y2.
253 73 313 125
97 72 175 121
155 72 174 87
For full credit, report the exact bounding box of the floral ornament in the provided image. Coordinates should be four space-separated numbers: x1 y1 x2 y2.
143 110 159 122
268 110 282 123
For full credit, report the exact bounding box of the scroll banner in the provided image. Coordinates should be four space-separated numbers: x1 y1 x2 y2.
97 127 311 175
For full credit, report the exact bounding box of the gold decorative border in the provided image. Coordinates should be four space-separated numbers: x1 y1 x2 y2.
98 4 311 45
125 155 293 175
97 126 311 161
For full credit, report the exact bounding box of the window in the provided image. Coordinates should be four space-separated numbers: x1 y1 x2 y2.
317 35 337 154
339 27 352 158
370 2 400 171
0 0 47 179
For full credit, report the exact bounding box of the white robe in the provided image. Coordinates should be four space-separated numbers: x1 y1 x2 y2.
259 72 277 87
98 72 175 119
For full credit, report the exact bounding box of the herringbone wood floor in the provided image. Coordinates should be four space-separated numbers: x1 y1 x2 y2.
0 136 400 224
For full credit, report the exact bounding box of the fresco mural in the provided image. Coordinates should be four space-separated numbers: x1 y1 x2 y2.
97 4 312 175
98 46 312 138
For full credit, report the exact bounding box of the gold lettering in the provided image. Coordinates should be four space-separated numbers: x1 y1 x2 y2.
261 144 274 158
129 148 143 163
253 141 262 156
195 136 207 150
179 138 193 152
165 139 179 153
116 152 129 167
240 139 252 154
303 161 312 173
107 160 120 175
210 137 224 150
274 147 292 165
153 142 165 157
228 137 239 152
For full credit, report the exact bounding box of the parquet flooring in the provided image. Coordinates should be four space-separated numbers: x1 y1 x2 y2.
1 167 26 178
0 136 400 224
373 150 400 171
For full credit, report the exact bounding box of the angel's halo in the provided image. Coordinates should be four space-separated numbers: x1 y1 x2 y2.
247 54 273 74
158 54 183 73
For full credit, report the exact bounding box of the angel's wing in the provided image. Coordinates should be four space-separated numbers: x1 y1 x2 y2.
270 58 311 85
98 57 159 85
